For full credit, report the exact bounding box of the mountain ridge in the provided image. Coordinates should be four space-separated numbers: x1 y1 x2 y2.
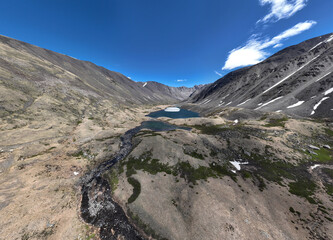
189 33 333 119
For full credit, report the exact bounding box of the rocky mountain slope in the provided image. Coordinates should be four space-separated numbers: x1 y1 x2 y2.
0 34 197 119
189 33 333 118
136 81 205 101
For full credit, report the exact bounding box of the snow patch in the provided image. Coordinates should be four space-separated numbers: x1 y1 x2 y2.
309 42 323 51
326 34 333 43
315 72 331 82
324 87 333 96
237 99 251 106
275 110 282 113
229 160 249 171
263 55 320 94
74 172 79 176
310 164 320 170
225 101 232 106
287 101 305 109
233 119 239 124
311 97 330 115
165 107 180 112
255 96 283 110
143 82 147 87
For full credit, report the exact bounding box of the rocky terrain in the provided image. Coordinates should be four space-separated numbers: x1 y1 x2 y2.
189 33 333 119
0 33 332 240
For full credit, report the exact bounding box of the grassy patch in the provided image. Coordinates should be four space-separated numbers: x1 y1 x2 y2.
191 124 227 135
324 184 333 196
324 128 333 137
264 117 288 127
127 210 168 240
322 168 333 178
104 169 119 193
289 179 317 204
311 148 332 163
127 177 141 204
184 150 204 160
124 151 173 178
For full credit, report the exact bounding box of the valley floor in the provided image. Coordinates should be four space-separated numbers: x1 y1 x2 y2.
0 105 332 240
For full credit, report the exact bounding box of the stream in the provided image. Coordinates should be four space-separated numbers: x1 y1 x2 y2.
80 109 199 239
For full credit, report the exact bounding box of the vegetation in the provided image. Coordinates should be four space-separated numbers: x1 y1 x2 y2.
289 179 317 204
104 169 119 193
127 177 141 204
264 117 288 127
127 210 169 240
183 150 204 160
324 128 333 137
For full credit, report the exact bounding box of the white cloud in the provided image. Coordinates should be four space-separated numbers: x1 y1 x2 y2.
222 20 316 70
273 43 283 48
177 79 187 82
258 0 308 23
215 71 223 77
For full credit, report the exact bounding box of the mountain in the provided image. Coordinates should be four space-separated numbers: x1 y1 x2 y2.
189 33 333 118
0 34 197 118
136 81 206 101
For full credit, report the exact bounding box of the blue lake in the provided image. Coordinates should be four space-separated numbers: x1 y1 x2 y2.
146 108 200 119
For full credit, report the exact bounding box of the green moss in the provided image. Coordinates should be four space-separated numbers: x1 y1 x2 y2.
322 168 333 178
240 170 252 179
310 148 332 163
191 124 227 135
184 150 204 160
123 151 173 178
324 184 333 196
127 177 141 204
264 117 288 127
289 179 317 204
324 128 333 137
127 210 169 240
104 169 119 193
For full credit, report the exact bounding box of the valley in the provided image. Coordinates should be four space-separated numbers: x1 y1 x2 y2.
0 33 332 240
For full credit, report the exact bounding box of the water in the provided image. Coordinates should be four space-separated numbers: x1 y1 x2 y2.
146 108 200 119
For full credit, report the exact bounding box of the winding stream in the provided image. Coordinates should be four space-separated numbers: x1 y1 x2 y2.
80 109 199 239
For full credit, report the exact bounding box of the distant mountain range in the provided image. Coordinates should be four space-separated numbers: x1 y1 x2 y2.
0 34 201 117
1 33 333 119
189 33 333 119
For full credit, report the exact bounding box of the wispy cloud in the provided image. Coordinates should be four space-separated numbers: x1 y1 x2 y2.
257 0 308 23
177 79 187 82
214 71 223 77
222 20 316 70
273 43 283 48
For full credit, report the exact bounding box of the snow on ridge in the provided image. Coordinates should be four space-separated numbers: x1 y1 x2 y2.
225 101 232 106
315 72 331 82
255 96 283 110
311 97 330 115
275 110 282 113
204 99 212 105
324 87 333 96
287 101 305 109
237 99 251 106
326 34 333 43
143 82 147 87
263 55 320 94
309 42 323 51
220 94 230 101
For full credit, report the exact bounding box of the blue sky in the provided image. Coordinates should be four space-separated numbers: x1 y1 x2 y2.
0 0 332 87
